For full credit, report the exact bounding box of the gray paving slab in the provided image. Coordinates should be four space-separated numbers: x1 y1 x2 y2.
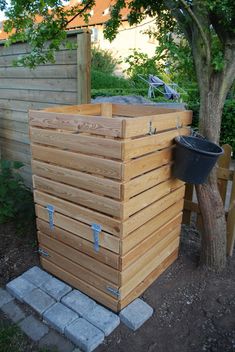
61 290 96 317
85 305 120 336
6 276 36 302
65 318 104 352
23 288 56 315
40 276 72 301
0 288 14 308
19 315 49 342
39 330 75 352
43 302 79 334
22 266 52 287
1 301 26 323
72 349 82 352
119 298 153 331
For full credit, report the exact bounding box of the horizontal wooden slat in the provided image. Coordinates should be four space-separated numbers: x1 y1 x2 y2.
0 119 29 133
37 219 120 269
123 110 192 138
0 78 76 92
44 104 101 115
32 160 121 199
41 258 118 311
0 129 29 144
38 232 120 284
33 175 122 218
31 144 122 180
34 191 121 236
0 146 31 166
122 186 185 236
0 99 64 112
217 167 234 181
29 110 123 137
30 127 122 159
118 249 178 310
112 104 179 117
0 138 31 155
123 127 190 159
36 204 120 253
0 109 28 122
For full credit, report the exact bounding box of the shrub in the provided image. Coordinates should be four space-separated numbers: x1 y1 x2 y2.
0 160 35 232
91 46 119 74
91 70 132 90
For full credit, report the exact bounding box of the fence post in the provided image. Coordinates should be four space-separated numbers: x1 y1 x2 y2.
77 30 91 104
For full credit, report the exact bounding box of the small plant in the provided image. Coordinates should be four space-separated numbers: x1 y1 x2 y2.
91 46 119 74
0 160 35 232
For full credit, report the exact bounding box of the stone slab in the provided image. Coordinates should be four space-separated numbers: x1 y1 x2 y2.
61 290 96 318
0 288 14 308
85 305 120 336
119 298 153 331
65 318 104 352
23 288 55 315
19 315 49 342
6 276 36 302
40 276 72 301
1 301 26 323
39 330 74 352
43 302 78 334
22 266 52 287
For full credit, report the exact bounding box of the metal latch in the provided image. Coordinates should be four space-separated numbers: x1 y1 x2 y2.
46 205 55 230
148 121 157 135
38 248 49 257
91 223 102 252
106 287 120 298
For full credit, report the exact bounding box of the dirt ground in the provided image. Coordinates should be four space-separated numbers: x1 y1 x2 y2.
0 222 234 352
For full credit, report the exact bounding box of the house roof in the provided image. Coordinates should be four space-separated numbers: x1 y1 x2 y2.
0 1 130 40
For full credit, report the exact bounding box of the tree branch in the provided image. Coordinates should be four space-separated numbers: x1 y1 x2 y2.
66 0 94 26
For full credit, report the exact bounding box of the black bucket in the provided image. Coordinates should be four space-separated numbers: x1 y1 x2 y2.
173 135 224 184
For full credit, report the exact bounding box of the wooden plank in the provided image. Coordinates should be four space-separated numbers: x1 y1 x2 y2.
35 204 120 253
0 138 31 155
122 208 183 255
77 31 91 104
0 129 29 144
0 98 64 112
0 78 76 92
112 104 179 117
101 103 113 117
123 178 183 219
182 183 194 224
34 191 121 236
217 144 232 204
30 127 122 159
32 160 121 199
31 144 122 180
122 186 185 236
123 127 190 159
123 110 192 138
39 244 119 298
29 110 123 137
123 148 173 180
44 104 101 115
0 119 29 134
0 109 28 122
118 249 178 310
41 258 118 311
122 164 171 200
121 213 182 269
227 171 235 256
217 167 234 181
120 235 180 298
37 219 120 269
0 146 31 166
184 199 200 213
33 175 122 218
38 232 120 284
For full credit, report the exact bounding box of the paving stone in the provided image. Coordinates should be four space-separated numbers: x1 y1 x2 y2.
40 276 72 301
61 290 96 317
72 349 82 352
0 288 14 308
6 276 36 302
23 288 55 315
1 301 26 323
22 266 52 287
65 318 104 352
43 302 78 334
119 298 153 331
39 330 74 352
19 315 49 342
85 305 120 336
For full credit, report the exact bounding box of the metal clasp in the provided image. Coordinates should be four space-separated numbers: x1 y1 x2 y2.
46 205 55 230
148 121 157 135
91 223 102 252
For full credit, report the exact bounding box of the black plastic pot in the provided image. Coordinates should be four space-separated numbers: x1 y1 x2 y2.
173 135 224 184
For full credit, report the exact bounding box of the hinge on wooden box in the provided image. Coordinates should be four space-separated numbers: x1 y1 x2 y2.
148 121 157 135
38 248 50 257
106 287 120 298
46 204 55 230
91 223 102 252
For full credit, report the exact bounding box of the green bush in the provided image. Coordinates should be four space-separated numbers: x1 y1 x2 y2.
91 69 132 90
91 46 119 74
0 160 35 232
91 87 148 98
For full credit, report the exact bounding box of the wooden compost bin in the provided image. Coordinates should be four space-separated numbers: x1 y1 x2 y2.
29 103 192 312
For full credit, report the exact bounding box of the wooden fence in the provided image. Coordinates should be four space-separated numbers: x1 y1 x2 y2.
183 144 235 256
0 30 91 185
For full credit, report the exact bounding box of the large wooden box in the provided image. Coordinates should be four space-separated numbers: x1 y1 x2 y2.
29 103 192 312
